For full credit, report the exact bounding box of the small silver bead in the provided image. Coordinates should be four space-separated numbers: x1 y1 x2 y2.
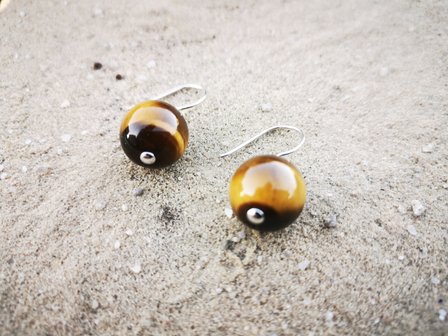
247 208 265 225
140 151 156 165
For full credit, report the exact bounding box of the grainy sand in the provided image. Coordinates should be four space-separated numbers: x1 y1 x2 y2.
1 0 447 335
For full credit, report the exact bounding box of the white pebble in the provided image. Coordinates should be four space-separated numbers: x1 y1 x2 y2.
130 262 141 274
0 164 4 172
325 311 334 322
24 139 32 145
324 214 337 228
215 287 223 294
439 309 447 321
81 130 88 136
60 100 70 108
260 103 272 112
92 8 103 17
137 75 148 82
19 11 25 17
379 67 389 77
422 143 434 153
257 256 263 264
225 207 233 218
298 260 310 271
121 204 129 212
91 299 99 310
411 200 425 217
86 73 94 80
114 240 121 249
431 277 440 285
132 188 144 196
95 201 106 211
125 229 133 236
146 60 156 68
61 134 72 142
0 172 8 180
21 166 27 173
407 224 417 236
237 231 246 240
398 255 405 261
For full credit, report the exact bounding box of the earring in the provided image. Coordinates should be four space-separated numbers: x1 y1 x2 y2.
221 125 306 231
120 84 206 168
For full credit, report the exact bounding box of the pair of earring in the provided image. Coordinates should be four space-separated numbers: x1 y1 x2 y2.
119 84 307 231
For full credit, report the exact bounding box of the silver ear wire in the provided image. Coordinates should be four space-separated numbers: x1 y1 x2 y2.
220 125 305 158
151 84 207 111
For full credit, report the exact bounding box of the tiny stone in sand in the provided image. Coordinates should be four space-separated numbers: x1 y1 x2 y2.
114 240 120 250
421 143 434 153
130 262 141 274
132 188 144 196
324 214 337 228
125 229 133 236
91 299 99 310
411 200 425 217
431 277 440 285
260 103 272 112
407 224 417 236
94 200 106 211
121 204 129 212
225 207 233 218
298 260 310 271
61 134 72 142
146 60 156 68
60 100 70 108
439 309 447 321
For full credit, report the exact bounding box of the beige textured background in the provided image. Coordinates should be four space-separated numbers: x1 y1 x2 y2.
1 0 447 334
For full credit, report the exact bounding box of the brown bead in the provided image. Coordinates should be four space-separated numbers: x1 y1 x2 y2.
119 101 188 168
229 155 306 231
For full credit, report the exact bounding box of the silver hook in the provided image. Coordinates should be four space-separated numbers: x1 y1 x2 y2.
151 83 206 111
220 125 305 158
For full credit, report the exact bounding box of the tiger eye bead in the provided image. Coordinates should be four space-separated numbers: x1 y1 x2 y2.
119 101 188 168
229 155 306 231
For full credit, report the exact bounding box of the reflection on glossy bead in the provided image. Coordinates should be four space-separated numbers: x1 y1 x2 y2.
229 155 306 231
119 101 188 168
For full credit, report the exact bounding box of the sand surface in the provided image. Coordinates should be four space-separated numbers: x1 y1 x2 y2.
1 0 447 334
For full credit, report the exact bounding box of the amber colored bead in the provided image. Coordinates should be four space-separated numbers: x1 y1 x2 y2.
120 101 188 168
229 155 306 231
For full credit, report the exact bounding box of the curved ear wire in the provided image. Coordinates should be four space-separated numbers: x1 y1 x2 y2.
220 125 305 158
151 84 207 111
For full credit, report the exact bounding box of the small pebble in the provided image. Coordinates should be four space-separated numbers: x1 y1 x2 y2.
146 60 156 68
257 256 263 264
225 207 233 218
439 309 447 321
422 144 434 153
60 100 70 108
411 200 425 217
24 139 32 145
125 229 133 236
121 204 129 212
407 224 417 236
93 62 103 70
260 103 272 112
324 214 337 228
92 8 103 17
215 287 223 294
114 240 120 249
0 172 7 180
115 74 124 80
431 277 441 285
398 255 405 261
325 311 334 323
61 134 72 142
21 166 27 173
19 11 25 17
91 299 99 310
379 67 389 77
298 260 310 271
94 201 106 211
137 75 148 82
81 130 88 136
132 188 144 196
130 262 141 274
0 164 4 172
237 231 246 240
